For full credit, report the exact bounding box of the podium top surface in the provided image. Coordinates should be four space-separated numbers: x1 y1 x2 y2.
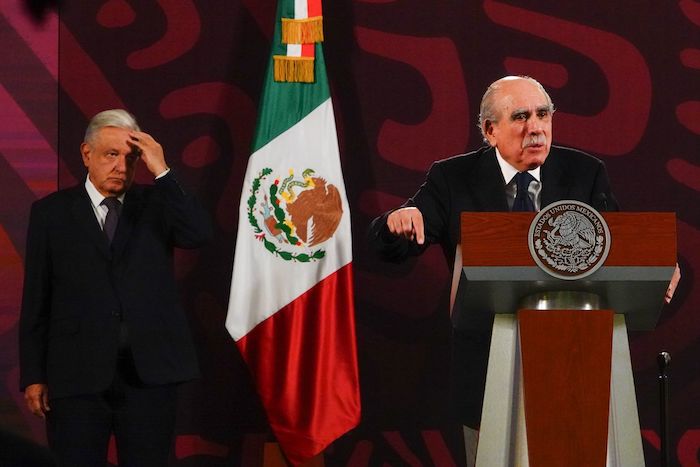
457 212 677 330
461 212 676 267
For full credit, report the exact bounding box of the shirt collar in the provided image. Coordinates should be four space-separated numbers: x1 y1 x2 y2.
494 147 541 184
84 175 126 207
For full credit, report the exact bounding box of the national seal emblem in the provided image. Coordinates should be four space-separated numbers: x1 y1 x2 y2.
528 200 611 280
247 167 343 262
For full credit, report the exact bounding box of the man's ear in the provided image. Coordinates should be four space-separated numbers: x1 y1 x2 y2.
80 142 91 167
483 121 497 146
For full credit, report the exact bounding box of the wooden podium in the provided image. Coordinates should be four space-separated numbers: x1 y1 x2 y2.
455 212 676 467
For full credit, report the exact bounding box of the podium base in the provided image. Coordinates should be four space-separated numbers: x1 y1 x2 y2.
475 314 644 467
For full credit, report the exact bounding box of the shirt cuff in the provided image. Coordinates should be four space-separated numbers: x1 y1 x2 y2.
155 168 171 179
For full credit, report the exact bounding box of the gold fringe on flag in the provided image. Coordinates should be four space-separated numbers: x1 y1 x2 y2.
273 56 315 83
281 16 324 44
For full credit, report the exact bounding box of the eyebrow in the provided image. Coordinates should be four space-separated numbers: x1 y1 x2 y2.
509 105 553 120
104 147 139 156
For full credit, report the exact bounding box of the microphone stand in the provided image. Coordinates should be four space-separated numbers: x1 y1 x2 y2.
657 351 671 467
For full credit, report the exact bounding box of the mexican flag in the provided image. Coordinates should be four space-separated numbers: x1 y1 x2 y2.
226 0 361 465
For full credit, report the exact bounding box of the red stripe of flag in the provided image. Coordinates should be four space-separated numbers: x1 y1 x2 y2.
301 43 315 57
236 263 360 465
307 0 322 17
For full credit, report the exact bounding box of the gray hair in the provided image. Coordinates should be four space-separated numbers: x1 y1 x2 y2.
478 76 554 143
84 109 140 143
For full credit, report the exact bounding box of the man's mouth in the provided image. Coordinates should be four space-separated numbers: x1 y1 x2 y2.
523 136 546 149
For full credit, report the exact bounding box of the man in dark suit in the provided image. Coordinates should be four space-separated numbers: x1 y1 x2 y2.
368 76 620 463
20 109 212 466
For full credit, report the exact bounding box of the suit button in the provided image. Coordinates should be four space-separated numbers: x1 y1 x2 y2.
113 311 122 319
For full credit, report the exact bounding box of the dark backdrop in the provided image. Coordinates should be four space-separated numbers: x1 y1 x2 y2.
1 1 699 465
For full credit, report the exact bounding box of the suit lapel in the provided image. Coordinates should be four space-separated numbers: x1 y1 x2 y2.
469 147 509 211
111 186 144 258
541 147 573 207
71 187 111 259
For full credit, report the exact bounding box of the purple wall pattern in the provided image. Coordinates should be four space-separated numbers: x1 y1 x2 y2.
1 0 699 465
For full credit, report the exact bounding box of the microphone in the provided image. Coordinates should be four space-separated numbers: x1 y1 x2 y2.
593 192 608 211
657 351 671 375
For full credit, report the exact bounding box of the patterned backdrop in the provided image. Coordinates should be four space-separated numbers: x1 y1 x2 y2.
1 0 699 465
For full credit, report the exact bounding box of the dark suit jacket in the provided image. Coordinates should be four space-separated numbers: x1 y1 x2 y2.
368 144 618 426
19 172 212 399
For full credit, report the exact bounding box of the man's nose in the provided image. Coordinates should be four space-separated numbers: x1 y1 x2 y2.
526 117 543 134
114 154 127 172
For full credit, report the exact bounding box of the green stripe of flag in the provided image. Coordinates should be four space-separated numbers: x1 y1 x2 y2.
251 0 330 153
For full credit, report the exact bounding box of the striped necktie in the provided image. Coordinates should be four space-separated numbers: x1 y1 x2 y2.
101 197 121 243
512 172 535 212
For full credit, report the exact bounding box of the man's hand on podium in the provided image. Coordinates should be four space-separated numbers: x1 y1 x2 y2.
665 263 681 304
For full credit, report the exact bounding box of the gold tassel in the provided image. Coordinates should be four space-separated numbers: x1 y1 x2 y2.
273 56 315 83
281 16 324 44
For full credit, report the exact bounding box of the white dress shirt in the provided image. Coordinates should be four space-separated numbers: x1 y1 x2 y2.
84 176 126 230
494 148 542 211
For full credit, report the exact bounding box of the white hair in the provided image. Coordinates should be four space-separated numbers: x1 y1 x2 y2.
478 76 554 143
84 109 140 143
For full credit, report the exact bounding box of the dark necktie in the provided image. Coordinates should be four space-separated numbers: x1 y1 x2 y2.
512 172 535 212
101 197 121 243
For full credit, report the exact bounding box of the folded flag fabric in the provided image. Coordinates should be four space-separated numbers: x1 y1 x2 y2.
226 0 361 464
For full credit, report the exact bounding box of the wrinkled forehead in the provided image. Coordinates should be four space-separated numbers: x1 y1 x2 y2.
91 126 132 146
495 81 549 114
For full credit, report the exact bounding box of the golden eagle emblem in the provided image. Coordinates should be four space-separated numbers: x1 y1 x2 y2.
247 167 343 262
